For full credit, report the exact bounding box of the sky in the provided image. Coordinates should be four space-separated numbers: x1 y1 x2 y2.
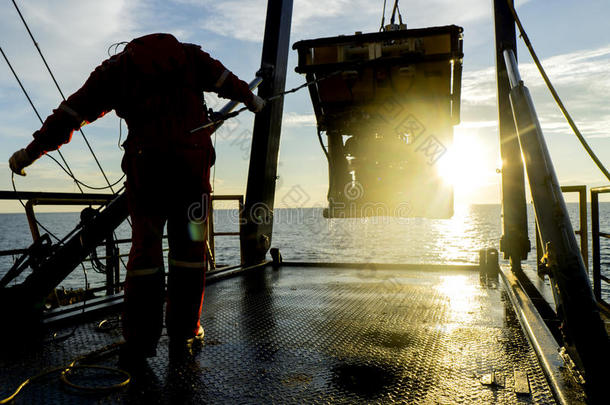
1 0 609 212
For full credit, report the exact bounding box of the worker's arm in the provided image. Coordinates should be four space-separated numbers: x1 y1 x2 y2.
10 55 119 175
185 44 264 111
25 55 119 160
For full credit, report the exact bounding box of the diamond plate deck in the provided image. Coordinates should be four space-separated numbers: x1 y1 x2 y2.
0 265 557 404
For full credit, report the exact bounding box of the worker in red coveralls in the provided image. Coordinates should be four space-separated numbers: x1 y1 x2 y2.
8 33 265 363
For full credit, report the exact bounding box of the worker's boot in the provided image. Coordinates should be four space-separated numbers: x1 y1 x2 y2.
187 325 205 351
169 325 204 360
118 341 156 373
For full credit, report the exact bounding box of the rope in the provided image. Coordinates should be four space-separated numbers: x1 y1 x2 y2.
107 41 128 57
46 262 89 345
507 0 610 182
10 0 118 194
45 154 125 191
0 343 130 403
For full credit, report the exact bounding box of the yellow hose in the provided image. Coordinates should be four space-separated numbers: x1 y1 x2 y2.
0 344 130 403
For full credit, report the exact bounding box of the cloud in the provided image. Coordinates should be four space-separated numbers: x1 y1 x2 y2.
283 112 316 127
176 0 532 43
458 43 610 138
0 0 606 207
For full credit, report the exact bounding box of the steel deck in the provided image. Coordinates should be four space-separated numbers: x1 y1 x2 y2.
0 264 559 404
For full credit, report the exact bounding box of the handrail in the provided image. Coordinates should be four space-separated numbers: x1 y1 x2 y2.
23 197 121 294
0 190 114 201
1 190 245 305
561 186 588 269
534 185 588 275
208 195 245 269
24 198 111 242
591 186 610 311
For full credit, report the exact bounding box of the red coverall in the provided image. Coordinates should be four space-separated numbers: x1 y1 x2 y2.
25 33 255 354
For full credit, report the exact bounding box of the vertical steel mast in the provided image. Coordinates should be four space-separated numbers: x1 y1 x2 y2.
503 48 609 400
241 0 294 265
494 0 530 269
496 0 609 397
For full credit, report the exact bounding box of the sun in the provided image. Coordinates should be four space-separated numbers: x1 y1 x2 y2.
436 132 495 203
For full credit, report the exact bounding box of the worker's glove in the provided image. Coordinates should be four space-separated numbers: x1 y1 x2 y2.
9 148 37 176
247 95 266 113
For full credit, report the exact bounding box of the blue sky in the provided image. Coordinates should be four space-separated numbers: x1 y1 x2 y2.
1 0 609 212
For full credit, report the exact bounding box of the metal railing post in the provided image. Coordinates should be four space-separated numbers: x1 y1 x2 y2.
105 232 115 296
578 187 588 270
242 0 294 265
534 219 544 276
591 189 601 300
208 195 216 270
560 185 588 270
208 195 245 270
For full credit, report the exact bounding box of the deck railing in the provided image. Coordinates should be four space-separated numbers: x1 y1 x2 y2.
591 186 610 310
0 191 244 296
207 194 244 269
535 185 588 277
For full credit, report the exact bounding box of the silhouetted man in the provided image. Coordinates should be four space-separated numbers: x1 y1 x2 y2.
9 33 265 363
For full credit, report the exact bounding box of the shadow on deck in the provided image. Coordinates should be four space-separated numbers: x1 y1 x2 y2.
0 264 562 404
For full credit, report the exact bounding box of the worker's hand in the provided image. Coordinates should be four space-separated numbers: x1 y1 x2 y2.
9 148 37 176
247 95 266 113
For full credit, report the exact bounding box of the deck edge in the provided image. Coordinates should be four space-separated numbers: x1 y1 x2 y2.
500 266 586 405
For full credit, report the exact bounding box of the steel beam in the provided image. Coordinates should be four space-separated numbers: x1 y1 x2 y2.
494 0 530 267
241 0 294 265
504 49 608 397
0 190 114 201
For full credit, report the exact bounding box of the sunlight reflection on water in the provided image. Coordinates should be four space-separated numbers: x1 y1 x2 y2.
1 203 609 297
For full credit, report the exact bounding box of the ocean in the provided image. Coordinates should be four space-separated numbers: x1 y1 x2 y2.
1 203 609 301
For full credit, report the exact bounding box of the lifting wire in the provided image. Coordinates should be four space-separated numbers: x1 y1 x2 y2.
379 0 387 31
317 127 330 161
507 0 610 182
390 0 404 26
2 50 128 277
4 6 340 305
6 4 132 276
4 8 134 373
10 0 118 194
193 69 344 133
2 45 125 245
0 46 84 194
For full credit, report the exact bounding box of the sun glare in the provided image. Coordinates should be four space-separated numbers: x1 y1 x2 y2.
436 275 479 330
437 132 494 203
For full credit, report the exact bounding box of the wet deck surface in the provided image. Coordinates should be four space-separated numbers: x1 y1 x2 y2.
0 265 556 404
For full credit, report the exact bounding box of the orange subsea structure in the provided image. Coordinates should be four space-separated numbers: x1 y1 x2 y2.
293 25 463 218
